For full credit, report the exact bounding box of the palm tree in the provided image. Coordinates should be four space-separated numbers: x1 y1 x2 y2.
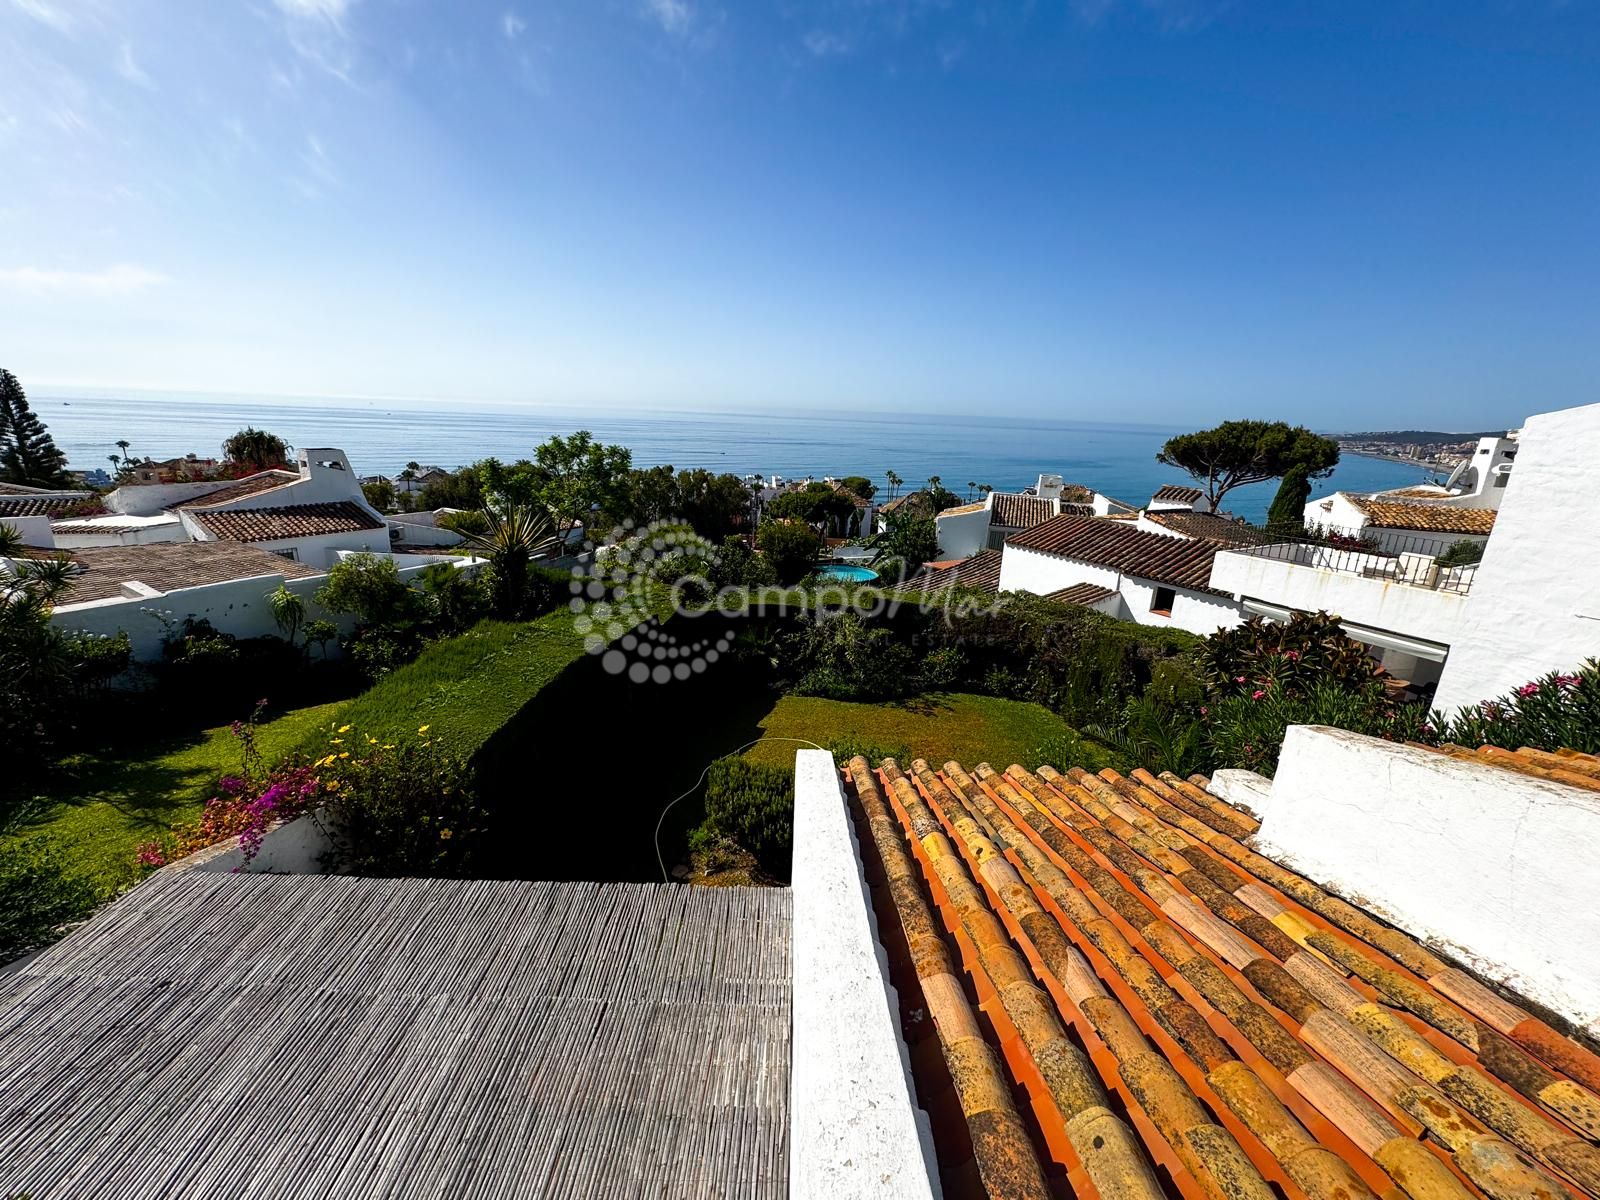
885 469 902 501
464 503 560 616
966 480 976 500
107 453 121 475
0 523 23 557
116 439 131 461
3 553 78 607
267 584 306 649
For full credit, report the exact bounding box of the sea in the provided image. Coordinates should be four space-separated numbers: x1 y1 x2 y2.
37 393 1435 526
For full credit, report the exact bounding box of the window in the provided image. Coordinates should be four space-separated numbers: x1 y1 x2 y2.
1149 586 1176 616
270 547 299 562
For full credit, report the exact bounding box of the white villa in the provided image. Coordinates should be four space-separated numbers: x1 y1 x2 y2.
2 447 482 661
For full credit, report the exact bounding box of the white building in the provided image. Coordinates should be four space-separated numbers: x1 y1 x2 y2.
997 514 1244 636
1210 402 1596 707
932 475 1098 558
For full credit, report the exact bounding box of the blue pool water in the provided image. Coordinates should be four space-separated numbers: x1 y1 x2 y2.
815 564 879 583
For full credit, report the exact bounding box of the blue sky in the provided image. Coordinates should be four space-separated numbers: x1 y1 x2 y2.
2 1 1597 428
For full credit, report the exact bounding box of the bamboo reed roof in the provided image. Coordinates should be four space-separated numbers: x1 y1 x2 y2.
847 755 1600 1200
0 872 791 1199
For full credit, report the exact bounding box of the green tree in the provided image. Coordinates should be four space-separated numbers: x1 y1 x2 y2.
756 519 823 585
840 475 877 502
222 426 292 473
676 469 754 540
0 369 70 487
464 503 560 615
362 478 397 512
527 431 632 545
885 469 902 500
765 482 857 536
416 466 485 512
1264 463 1312 535
267 584 306 649
874 512 939 576
1156 420 1339 511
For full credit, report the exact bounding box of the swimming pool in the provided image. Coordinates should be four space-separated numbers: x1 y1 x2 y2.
814 564 879 583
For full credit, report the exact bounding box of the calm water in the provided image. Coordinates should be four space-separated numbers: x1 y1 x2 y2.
39 394 1433 524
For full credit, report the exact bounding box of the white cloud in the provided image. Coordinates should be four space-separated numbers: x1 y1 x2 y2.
643 0 693 37
502 10 526 39
115 43 154 90
274 0 352 23
802 29 853 57
8 0 73 34
0 264 170 297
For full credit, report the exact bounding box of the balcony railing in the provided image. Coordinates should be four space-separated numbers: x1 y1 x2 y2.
1228 531 1481 595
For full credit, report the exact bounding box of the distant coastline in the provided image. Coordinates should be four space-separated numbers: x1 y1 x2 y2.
1340 448 1442 472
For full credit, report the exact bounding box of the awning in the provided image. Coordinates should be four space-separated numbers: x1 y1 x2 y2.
1240 598 1450 663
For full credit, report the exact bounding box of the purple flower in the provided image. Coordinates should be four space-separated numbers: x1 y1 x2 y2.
218 775 245 795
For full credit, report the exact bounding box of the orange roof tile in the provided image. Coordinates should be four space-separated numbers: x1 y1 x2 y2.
989 493 1056 528
1044 581 1116 606
1348 497 1496 535
1009 514 1229 593
844 753 1600 1200
1151 484 1205 503
188 501 384 543
52 541 320 604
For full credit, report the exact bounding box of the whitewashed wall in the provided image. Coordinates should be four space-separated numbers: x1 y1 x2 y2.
997 543 1241 635
51 554 475 661
1435 401 1600 712
108 478 253 516
934 506 989 559
1259 726 1600 1038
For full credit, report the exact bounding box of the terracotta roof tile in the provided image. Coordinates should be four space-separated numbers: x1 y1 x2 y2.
173 470 300 510
0 494 90 518
1151 483 1205 503
52 541 320 605
1381 486 1456 500
845 754 1600 1200
989 493 1056 528
188 501 384 543
902 549 1002 593
937 499 988 517
1145 510 1279 546
1348 497 1496 535
0 482 57 495
1008 514 1228 593
1044 581 1117 606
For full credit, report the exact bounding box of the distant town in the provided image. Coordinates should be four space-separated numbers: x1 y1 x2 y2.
1334 428 1510 472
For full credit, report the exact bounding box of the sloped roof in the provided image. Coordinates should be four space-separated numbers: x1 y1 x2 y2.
51 541 321 604
188 501 384 543
1144 510 1278 546
1381 486 1455 500
989 493 1056 529
0 493 90 518
1151 483 1204 503
0 482 57 495
173 470 300 510
1044 581 1117 606
847 756 1600 1200
902 549 1003 593
0 873 791 1198
936 499 987 517
1008 514 1227 593
1348 496 1496 535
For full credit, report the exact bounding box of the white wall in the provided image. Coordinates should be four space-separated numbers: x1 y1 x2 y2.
790 750 941 1200
247 527 391 570
998 543 1240 635
52 516 186 548
1302 492 1369 538
1209 548 1470 647
108 479 252 516
51 554 476 661
1435 401 1600 712
1258 726 1600 1039
934 505 989 559
1 515 56 545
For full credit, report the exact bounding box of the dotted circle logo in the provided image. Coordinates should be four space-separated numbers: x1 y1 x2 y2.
568 519 736 684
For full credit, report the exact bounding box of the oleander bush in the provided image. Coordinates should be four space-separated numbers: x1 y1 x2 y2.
1203 611 1382 700
1204 680 1433 776
1437 661 1600 753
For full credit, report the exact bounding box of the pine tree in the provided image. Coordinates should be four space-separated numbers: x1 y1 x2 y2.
1264 463 1312 535
0 370 70 488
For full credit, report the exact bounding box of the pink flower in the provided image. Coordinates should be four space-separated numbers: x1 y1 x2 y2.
1556 674 1581 690
1285 650 1301 661
1235 675 1246 684
1199 706 1209 716
136 844 166 868
1252 689 1266 700
1516 683 1539 698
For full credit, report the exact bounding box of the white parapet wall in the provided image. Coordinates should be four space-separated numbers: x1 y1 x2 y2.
789 749 941 1200
1258 725 1600 1037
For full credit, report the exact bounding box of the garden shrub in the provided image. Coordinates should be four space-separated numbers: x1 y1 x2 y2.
1438 661 1600 753
701 756 793 879
0 837 96 962
1435 539 1485 568
1204 681 1433 776
756 519 823 586
1203 611 1382 699
782 612 925 701
826 735 912 767
1032 727 1125 775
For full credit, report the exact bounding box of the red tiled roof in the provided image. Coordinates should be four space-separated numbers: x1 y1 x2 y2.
989 493 1055 529
188 501 384 543
1348 497 1497 535
174 470 299 510
0 482 56 495
1008 514 1227 593
1151 483 1204 504
0 494 89 518
1044 581 1116 606
847 755 1600 1200
902 549 1003 593
1144 510 1278 547
52 542 320 605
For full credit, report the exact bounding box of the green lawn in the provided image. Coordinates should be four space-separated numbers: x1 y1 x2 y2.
742 691 1122 774
10 702 344 896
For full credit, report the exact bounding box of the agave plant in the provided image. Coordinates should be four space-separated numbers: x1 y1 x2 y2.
463 503 560 617
0 523 22 558
2 552 79 608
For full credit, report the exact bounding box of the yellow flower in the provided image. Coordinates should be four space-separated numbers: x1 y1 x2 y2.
325 780 340 792
338 751 350 759
439 828 452 840
381 744 396 751
330 737 344 745
367 736 378 745
417 724 431 734
337 724 352 734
